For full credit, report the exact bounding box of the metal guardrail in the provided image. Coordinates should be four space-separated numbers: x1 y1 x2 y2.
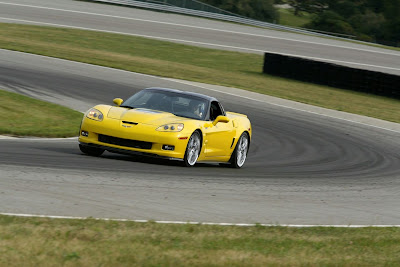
86 0 343 38
100 0 243 16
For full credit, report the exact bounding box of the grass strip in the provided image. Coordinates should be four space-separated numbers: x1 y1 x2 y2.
0 90 82 137
0 23 399 124
1 215 400 266
277 8 312 27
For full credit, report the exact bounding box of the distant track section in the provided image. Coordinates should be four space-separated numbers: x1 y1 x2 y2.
1 0 400 75
87 0 344 39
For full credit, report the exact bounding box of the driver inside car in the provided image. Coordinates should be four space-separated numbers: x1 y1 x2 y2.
188 100 204 119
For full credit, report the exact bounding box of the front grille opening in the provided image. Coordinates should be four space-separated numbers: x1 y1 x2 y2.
98 134 152 149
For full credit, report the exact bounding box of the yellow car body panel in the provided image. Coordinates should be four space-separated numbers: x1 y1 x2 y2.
79 101 251 163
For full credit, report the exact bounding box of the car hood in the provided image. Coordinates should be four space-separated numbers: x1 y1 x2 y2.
107 107 185 126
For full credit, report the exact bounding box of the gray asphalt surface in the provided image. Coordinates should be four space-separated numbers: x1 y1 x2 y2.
1 50 400 225
1 0 400 74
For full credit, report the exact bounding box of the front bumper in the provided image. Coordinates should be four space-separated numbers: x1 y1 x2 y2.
78 117 191 159
79 141 183 160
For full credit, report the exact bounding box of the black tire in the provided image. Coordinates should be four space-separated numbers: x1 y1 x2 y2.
79 144 104 157
183 131 201 167
229 132 249 168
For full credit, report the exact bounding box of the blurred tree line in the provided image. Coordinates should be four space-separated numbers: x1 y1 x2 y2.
201 0 399 46
201 0 279 23
294 0 400 46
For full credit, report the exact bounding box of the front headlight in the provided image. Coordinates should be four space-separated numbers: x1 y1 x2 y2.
156 123 184 132
86 108 104 121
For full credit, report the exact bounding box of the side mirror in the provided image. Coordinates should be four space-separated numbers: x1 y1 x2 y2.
212 115 230 126
113 98 123 106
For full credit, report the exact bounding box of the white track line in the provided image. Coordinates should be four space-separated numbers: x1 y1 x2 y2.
1 213 399 227
0 136 77 141
1 1 399 57
1 17 399 73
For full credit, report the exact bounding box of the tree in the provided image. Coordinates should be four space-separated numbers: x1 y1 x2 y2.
287 0 326 16
250 0 279 22
302 0 399 46
306 10 356 36
201 0 279 22
381 0 400 45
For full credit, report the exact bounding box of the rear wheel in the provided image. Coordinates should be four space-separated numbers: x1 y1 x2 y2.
79 144 104 157
230 132 249 168
183 131 201 167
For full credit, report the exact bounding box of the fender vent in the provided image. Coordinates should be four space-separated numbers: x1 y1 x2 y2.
230 138 235 148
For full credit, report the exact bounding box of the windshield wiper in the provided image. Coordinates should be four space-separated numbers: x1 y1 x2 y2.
120 105 135 109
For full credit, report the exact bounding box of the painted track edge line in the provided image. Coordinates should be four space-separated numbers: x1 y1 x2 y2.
1 213 399 227
0 136 78 141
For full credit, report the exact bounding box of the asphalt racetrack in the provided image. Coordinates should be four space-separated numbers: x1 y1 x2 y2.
1 50 400 225
0 0 400 225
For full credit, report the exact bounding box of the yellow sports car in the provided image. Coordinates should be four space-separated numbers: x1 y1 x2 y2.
79 88 251 168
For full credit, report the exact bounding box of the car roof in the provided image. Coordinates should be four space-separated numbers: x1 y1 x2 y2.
144 87 218 102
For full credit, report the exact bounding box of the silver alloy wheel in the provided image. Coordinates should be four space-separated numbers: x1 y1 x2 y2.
236 134 249 167
186 132 201 166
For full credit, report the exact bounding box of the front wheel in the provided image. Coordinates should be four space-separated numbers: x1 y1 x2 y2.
183 131 201 167
230 133 249 168
79 144 104 157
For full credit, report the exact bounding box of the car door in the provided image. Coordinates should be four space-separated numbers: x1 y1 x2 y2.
204 101 235 157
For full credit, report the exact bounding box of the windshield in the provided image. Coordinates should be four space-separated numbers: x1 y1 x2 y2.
122 89 208 120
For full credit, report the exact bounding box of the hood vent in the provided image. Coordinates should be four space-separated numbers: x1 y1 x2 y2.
122 121 138 125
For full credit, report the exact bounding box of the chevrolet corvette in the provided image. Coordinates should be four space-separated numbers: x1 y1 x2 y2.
78 88 251 167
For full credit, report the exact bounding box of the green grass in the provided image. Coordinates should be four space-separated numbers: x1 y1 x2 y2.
1 215 400 266
0 90 82 137
277 8 312 27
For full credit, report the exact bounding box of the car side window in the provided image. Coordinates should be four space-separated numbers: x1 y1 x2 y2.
209 101 224 121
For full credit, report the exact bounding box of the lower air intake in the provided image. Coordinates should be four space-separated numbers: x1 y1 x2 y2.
98 134 152 149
